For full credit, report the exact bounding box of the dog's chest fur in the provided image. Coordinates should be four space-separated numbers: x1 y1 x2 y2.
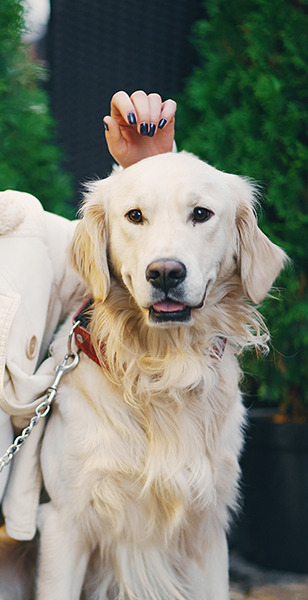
47 346 243 554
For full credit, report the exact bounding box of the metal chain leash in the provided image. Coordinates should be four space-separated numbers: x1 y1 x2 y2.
0 322 80 474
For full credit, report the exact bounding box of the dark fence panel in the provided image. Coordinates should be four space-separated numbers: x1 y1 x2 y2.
47 0 203 204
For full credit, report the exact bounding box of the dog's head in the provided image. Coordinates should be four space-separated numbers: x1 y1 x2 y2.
71 152 287 327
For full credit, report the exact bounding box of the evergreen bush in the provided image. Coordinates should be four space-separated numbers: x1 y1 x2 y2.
0 0 74 217
177 0 308 419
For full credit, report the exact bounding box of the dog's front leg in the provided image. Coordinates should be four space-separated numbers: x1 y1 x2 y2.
196 523 230 600
36 503 91 600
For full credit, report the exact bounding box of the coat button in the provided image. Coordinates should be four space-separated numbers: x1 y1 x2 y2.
26 336 38 360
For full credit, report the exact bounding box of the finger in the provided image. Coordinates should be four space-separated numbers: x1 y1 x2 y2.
158 99 177 130
130 90 151 136
147 93 163 137
110 91 138 126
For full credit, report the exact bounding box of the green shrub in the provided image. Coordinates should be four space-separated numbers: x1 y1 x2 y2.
177 0 308 419
0 0 74 217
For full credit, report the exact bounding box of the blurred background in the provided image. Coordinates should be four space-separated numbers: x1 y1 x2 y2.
0 0 307 588
22 0 203 204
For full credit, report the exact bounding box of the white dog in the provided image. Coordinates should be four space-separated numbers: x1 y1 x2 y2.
35 151 286 600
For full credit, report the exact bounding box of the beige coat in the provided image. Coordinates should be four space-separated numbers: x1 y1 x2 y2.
0 190 84 539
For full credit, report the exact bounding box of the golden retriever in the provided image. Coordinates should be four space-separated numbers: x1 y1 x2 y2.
26 152 286 599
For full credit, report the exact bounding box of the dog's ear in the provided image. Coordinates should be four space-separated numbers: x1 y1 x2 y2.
235 179 288 304
70 182 110 301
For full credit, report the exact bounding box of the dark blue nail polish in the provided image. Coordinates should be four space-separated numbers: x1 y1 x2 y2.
102 119 109 131
158 118 167 130
127 112 137 125
140 122 148 136
147 123 156 137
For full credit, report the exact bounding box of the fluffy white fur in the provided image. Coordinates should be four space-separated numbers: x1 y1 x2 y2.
9 152 288 599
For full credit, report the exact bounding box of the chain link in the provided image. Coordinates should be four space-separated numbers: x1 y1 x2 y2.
0 323 80 474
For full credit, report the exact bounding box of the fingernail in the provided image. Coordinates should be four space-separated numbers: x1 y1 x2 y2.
102 119 109 131
140 122 148 136
147 123 156 137
158 118 167 129
127 112 137 125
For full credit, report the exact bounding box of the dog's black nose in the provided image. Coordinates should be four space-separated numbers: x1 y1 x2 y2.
146 260 187 292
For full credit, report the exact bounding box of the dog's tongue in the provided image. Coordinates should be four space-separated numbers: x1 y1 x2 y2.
152 301 185 313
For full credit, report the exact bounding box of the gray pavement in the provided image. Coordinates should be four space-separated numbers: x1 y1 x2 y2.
230 552 308 599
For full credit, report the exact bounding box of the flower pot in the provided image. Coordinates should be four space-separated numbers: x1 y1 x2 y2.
233 409 308 573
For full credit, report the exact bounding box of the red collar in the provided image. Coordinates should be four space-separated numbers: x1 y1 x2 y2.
211 336 227 360
73 299 227 366
73 299 103 366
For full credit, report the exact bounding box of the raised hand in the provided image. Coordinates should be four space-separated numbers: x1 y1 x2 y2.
103 90 177 168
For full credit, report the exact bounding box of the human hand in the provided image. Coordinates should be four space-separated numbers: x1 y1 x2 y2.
103 90 177 168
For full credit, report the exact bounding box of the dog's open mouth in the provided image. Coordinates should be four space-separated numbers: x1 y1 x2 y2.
149 300 191 323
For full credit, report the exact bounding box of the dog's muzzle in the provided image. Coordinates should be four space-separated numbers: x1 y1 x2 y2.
146 259 192 323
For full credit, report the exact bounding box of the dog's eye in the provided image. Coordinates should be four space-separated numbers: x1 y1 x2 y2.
125 209 143 224
192 207 213 223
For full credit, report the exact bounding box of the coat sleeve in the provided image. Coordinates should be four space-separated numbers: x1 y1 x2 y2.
0 191 68 421
0 190 84 539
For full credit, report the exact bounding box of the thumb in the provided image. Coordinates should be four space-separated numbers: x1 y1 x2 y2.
102 116 127 163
